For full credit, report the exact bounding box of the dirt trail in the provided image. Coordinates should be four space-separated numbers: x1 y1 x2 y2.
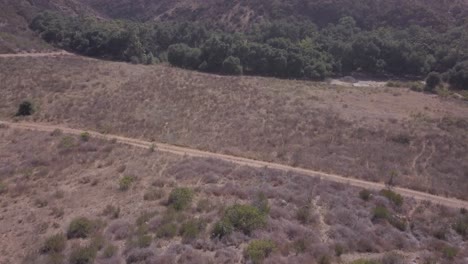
0 51 73 58
2 120 467 209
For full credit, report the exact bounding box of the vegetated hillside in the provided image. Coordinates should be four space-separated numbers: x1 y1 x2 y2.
81 0 468 30
1 55 467 200
1 127 467 264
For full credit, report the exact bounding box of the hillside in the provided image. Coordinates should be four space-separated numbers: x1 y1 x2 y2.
1 124 468 264
1 54 467 200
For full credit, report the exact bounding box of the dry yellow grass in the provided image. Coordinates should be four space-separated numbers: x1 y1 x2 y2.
0 55 467 200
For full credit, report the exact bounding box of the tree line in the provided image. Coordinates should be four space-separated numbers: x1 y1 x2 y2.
30 12 468 88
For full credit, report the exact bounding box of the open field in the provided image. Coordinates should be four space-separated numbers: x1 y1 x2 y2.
1 55 467 200
1 126 467 264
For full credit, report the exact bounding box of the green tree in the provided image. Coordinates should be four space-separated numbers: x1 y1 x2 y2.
425 72 441 92
448 61 468 90
222 56 243 75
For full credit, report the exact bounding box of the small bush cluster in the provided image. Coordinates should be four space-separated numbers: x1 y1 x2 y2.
168 187 194 211
103 205 120 219
67 217 95 239
372 206 406 231
244 239 275 264
359 189 371 201
212 204 267 238
80 132 91 142
380 189 403 207
452 215 468 238
69 246 97 264
41 234 66 254
119 176 135 191
0 181 7 195
296 205 311 224
16 100 34 116
180 218 206 241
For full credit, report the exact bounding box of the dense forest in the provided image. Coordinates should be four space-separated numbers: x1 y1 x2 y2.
30 11 468 88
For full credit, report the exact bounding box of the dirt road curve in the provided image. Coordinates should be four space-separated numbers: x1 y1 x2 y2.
2 120 467 209
0 51 73 58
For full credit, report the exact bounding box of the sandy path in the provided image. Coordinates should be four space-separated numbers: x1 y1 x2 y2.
2 120 467 209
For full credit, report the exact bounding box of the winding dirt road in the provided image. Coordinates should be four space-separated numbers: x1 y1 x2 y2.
2 120 467 209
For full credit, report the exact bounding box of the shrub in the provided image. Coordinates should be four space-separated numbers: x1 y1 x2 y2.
156 223 178 238
168 187 193 211
380 189 403 207
16 100 34 116
102 244 117 258
67 217 94 239
448 61 468 90
351 260 379 264
296 206 311 224
103 205 120 219
410 82 424 92
180 218 206 241
359 189 371 201
136 211 158 226
372 206 391 221
80 132 90 142
442 246 458 260
222 56 243 75
69 246 97 264
245 239 275 264
252 192 270 215
425 72 441 92
453 215 468 238
137 234 153 248
224 204 267 235
0 181 7 195
212 219 234 238
59 136 75 149
143 188 163 201
41 234 66 253
119 176 134 191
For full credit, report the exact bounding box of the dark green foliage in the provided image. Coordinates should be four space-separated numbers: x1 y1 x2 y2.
16 101 34 116
180 218 206 241
380 189 403 207
80 132 90 142
41 234 66 253
448 61 468 90
69 246 97 264
245 239 275 264
425 72 441 92
223 204 267 235
137 234 153 248
359 189 371 201
373 206 391 220
119 176 134 191
222 56 243 75
168 187 193 211
252 192 270 215
156 223 178 238
442 246 458 260
453 215 468 238
67 217 94 239
212 219 234 238
32 11 468 81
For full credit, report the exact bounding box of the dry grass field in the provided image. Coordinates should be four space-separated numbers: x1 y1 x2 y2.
0 55 467 201
0 126 467 264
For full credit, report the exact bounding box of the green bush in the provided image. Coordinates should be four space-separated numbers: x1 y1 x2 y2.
296 206 311 224
224 204 267 235
372 206 391 220
359 189 371 201
69 246 97 264
137 234 153 248
67 217 94 239
453 215 468 238
380 189 403 207
425 72 441 92
102 244 117 258
442 246 458 260
252 192 270 215
41 234 66 253
212 219 234 238
119 176 134 191
156 223 178 238
180 218 206 241
16 100 34 116
80 132 90 142
222 56 243 75
168 187 193 211
0 181 7 195
245 239 275 264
